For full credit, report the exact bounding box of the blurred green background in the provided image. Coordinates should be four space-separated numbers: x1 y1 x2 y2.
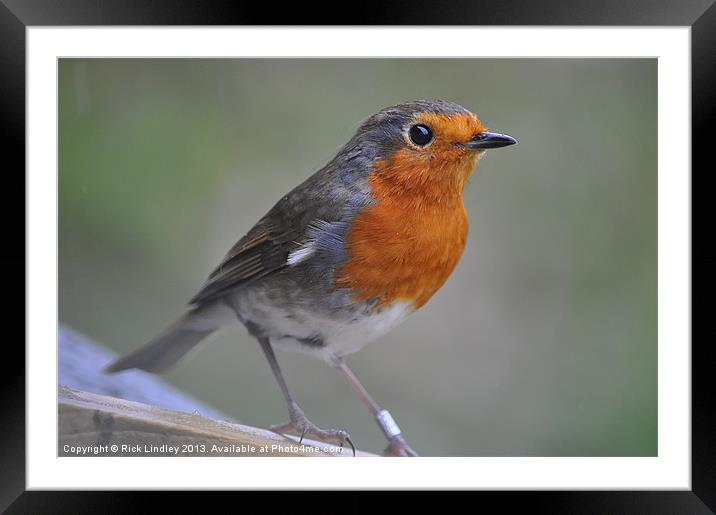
58 58 657 456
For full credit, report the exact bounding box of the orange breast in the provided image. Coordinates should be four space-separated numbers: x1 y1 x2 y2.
336 150 477 309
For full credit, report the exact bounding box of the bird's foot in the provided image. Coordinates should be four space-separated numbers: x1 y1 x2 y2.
270 402 355 456
383 434 419 457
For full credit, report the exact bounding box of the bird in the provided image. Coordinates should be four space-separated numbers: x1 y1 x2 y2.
104 99 517 456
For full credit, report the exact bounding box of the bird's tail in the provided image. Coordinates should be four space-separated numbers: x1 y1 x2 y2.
104 303 233 374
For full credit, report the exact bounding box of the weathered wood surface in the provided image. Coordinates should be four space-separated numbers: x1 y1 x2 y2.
59 325 231 421
58 326 375 457
59 385 374 457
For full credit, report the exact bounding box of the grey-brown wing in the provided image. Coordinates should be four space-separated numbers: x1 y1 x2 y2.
188 213 304 307
187 150 373 308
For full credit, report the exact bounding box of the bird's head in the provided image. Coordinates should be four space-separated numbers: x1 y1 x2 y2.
349 100 516 200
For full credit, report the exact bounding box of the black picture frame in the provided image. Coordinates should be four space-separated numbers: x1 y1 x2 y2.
3 0 713 511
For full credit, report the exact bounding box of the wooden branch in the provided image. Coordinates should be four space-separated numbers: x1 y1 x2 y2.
59 385 375 457
59 325 232 421
58 325 376 457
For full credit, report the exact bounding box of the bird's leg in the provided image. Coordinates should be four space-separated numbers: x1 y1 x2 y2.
257 337 355 455
333 358 418 457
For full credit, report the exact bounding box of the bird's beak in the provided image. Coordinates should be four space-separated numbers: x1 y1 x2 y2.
465 131 517 150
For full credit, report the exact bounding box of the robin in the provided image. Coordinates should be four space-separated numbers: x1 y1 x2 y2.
105 99 517 456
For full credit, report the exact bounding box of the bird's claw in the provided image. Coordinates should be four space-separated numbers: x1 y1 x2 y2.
270 402 355 456
383 434 419 457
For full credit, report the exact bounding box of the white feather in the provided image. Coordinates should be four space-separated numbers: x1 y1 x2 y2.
287 242 316 266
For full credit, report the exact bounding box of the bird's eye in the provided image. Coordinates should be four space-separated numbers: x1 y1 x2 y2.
408 124 433 146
